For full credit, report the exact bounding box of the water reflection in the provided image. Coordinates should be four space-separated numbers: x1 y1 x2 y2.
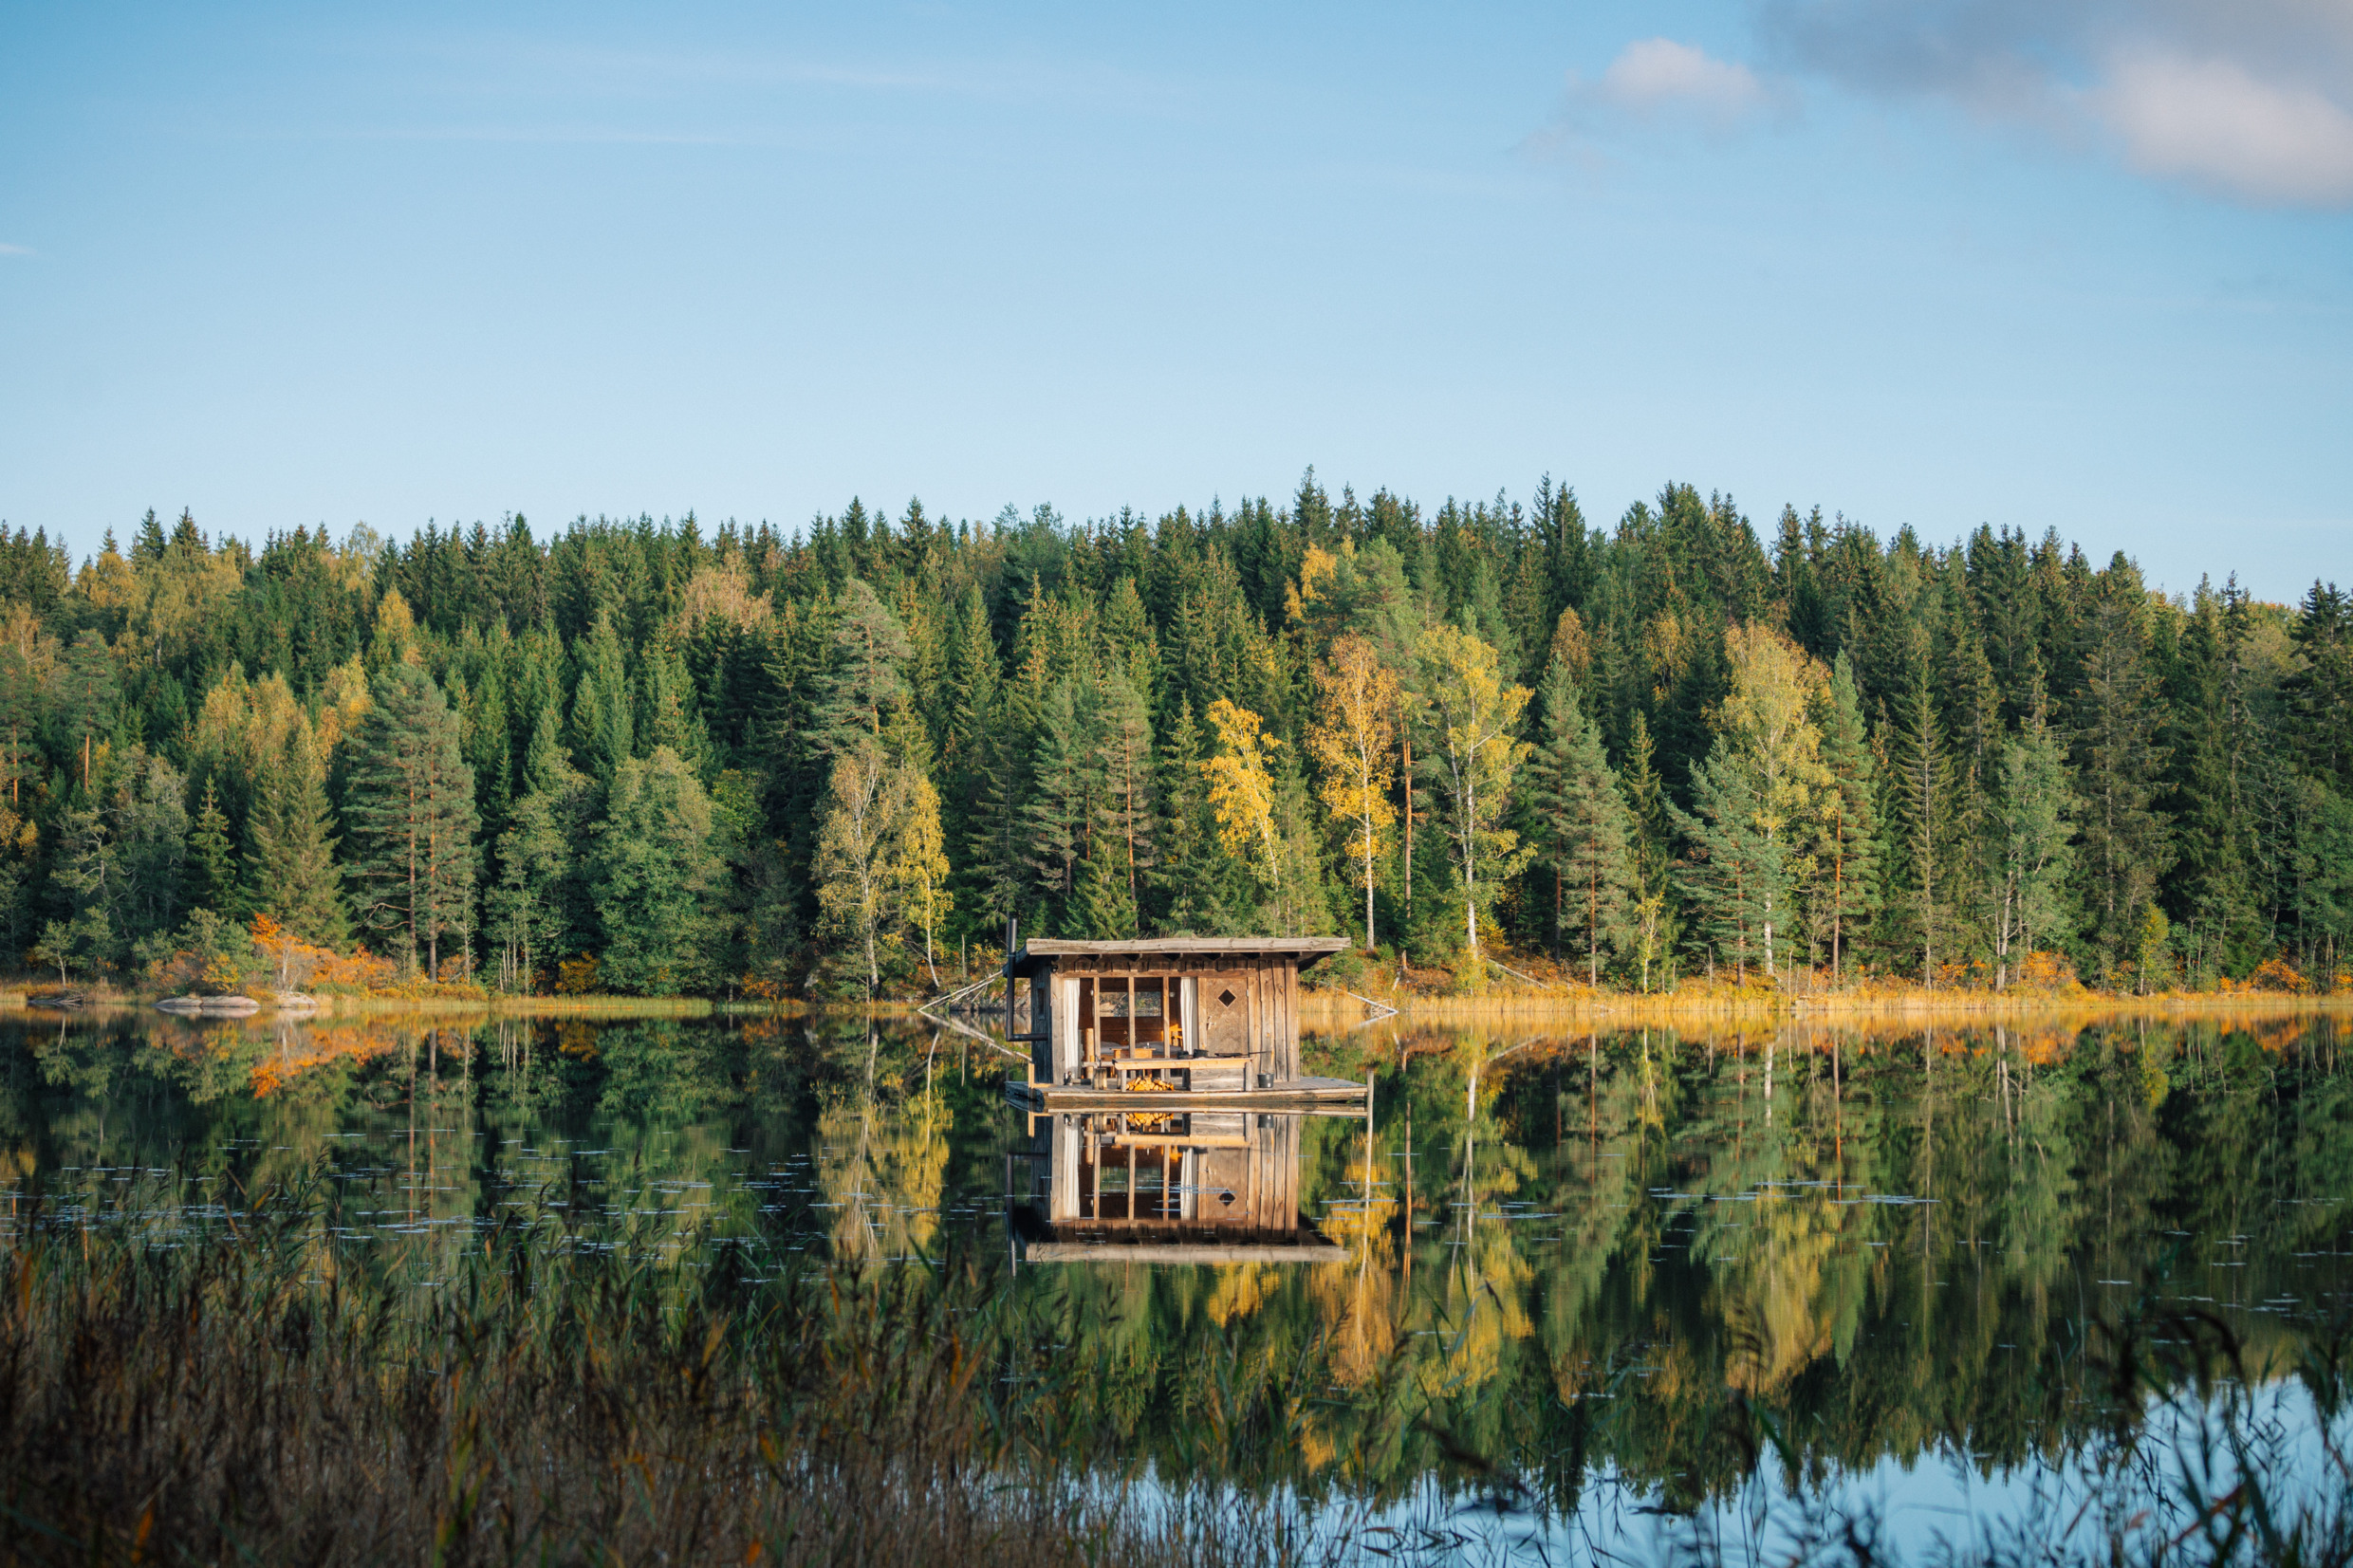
1009 1106 1350 1262
3 1005 2350 1527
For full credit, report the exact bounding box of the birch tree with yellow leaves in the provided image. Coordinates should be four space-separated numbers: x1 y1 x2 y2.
1201 697 1283 897
1306 636 1398 952
894 763 952 987
1674 625 1829 979
1413 623 1531 968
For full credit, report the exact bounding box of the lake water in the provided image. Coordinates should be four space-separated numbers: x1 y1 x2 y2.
5 1005 2349 1560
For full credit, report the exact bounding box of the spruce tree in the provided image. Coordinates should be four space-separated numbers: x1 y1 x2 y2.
639 635 713 777
1524 662 1635 985
591 746 724 995
2074 600 2174 976
345 665 479 978
1020 678 1092 928
1089 673 1156 914
185 780 237 914
1811 652 1882 984
1150 697 1232 934
570 608 635 781
1673 748 1778 982
488 704 589 988
1886 667 1957 986
244 730 348 949
1992 690 2076 987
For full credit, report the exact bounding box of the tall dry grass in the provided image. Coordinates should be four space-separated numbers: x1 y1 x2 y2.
0 1181 1352 1568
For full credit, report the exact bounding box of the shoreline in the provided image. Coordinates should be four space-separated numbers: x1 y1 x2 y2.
1297 985 2353 1030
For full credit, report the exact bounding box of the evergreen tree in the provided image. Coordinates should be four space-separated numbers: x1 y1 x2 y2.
809 577 913 753
40 797 117 978
1089 673 1156 918
345 664 480 978
571 608 635 780
107 748 189 958
1150 697 1231 934
186 780 236 913
1070 828 1139 939
1885 655 1958 985
1523 663 1635 985
1022 679 1093 929
638 634 713 778
489 706 590 990
243 730 348 949
590 746 723 995
1672 747 1776 980
1992 693 2075 987
1809 652 1881 983
2074 600 2174 977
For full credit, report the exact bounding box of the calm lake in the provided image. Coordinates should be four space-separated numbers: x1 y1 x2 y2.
6 1005 2350 1560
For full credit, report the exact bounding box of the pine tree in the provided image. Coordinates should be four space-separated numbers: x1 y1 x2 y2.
244 729 348 949
41 797 118 977
809 577 913 754
1070 828 1138 939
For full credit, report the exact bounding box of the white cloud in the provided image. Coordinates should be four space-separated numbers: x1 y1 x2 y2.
1756 0 2353 208
1531 37 1785 160
0 243 31 256
1594 38 1771 122
2092 47 2353 205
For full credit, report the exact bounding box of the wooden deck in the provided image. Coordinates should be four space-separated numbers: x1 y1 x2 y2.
1019 1238 1348 1264
1006 1074 1371 1115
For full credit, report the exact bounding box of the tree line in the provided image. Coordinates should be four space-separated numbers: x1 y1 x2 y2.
0 475 2344 995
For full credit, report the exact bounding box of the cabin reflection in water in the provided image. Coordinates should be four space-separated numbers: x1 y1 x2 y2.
1008 1108 1347 1264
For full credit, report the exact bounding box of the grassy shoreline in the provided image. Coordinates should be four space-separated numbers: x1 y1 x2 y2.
3 974 2344 1034
1297 984 2353 1030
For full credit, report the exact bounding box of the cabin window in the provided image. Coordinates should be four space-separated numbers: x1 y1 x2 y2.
1075 975 1170 1062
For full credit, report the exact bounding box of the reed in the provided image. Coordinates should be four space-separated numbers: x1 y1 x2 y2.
5 1174 2348 1566
0 1179 1352 1568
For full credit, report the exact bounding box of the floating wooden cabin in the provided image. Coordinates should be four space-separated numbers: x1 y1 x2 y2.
1008 1109 1348 1264
1001 936 1365 1111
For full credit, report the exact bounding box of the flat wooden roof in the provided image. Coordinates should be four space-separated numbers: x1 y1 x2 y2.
1008 936 1350 977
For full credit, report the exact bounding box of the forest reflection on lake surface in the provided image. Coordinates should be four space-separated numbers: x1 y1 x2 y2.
5 1005 2351 1558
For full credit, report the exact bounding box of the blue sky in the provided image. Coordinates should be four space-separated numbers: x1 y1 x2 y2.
2 1 2347 601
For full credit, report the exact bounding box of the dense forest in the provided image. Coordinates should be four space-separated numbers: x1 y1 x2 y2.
0 474 2345 997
